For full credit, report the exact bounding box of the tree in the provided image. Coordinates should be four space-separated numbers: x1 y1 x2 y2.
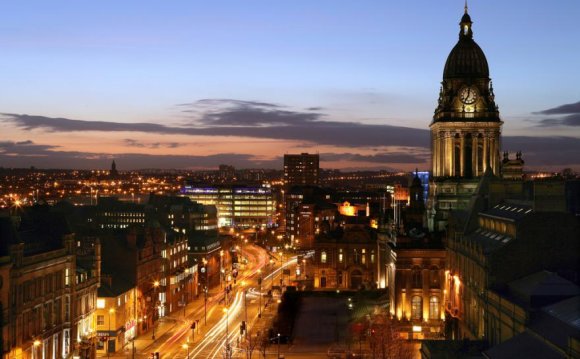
367 314 415 359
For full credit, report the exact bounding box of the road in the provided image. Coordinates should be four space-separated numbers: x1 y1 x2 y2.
140 244 297 359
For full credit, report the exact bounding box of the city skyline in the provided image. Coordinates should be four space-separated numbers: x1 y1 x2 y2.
1 1 579 171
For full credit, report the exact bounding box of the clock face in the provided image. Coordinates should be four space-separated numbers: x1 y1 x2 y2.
459 86 478 104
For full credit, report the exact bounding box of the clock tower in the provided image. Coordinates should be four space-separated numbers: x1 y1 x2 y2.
429 5 502 231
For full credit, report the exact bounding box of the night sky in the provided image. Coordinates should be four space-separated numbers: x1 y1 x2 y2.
1 1 579 171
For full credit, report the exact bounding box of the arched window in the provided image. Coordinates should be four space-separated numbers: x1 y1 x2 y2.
411 296 422 320
429 296 440 320
412 267 422 288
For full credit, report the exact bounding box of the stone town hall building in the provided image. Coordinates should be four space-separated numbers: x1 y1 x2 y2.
428 5 502 232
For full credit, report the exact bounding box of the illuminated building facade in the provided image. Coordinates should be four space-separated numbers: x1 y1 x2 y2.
161 234 197 315
99 226 164 338
313 221 378 290
92 197 147 229
390 237 446 340
95 280 137 355
148 194 218 233
428 6 502 232
285 186 334 247
181 185 275 228
283 153 319 189
0 211 100 359
444 176 579 341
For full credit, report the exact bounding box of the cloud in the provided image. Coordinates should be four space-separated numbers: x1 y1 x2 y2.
534 101 580 115
0 140 282 169
321 151 429 164
1 110 431 148
532 100 580 127
123 139 184 149
0 140 59 156
535 114 580 127
2 98 580 170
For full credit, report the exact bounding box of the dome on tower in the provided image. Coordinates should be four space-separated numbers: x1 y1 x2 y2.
443 8 489 79
443 38 489 79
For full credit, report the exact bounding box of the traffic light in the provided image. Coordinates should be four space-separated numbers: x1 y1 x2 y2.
240 321 246 335
191 322 196 330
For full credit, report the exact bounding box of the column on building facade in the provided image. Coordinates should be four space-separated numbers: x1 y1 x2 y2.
431 133 439 177
459 132 465 177
483 134 489 173
446 132 453 177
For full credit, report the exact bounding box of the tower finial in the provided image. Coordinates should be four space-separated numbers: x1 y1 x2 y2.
464 0 468 14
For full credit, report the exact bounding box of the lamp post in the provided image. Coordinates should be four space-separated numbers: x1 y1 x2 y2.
202 257 208 325
33 340 41 359
152 281 159 340
279 252 284 286
277 333 281 359
182 341 190 359
269 259 275 288
220 250 224 288
303 258 307 279
257 269 262 318
223 307 230 351
241 281 248 340
108 308 115 359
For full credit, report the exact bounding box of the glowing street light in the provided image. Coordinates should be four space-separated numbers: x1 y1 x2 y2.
33 340 41 359
108 308 115 359
152 281 160 340
182 341 190 359
257 269 262 318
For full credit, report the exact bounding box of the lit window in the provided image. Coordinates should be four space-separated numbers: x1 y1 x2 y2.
321 251 327 264
96 299 105 309
411 296 422 320
429 296 440 320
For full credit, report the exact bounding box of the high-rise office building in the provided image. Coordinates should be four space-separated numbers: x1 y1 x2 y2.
283 153 320 189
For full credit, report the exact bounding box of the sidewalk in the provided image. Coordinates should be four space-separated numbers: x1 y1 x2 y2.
101 285 226 358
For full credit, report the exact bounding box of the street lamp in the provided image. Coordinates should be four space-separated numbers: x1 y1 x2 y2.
279 252 284 286
257 269 262 318
33 340 41 359
108 308 115 359
223 307 230 350
277 333 281 359
269 258 275 288
152 281 159 340
241 280 248 340
182 342 190 359
220 250 224 289
202 257 208 325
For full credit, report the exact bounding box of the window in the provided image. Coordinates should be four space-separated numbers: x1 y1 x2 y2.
430 267 440 288
412 267 422 288
411 296 422 320
429 296 440 320
97 315 105 326
321 251 327 264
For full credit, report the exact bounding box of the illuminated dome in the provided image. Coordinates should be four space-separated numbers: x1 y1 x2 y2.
443 8 489 79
